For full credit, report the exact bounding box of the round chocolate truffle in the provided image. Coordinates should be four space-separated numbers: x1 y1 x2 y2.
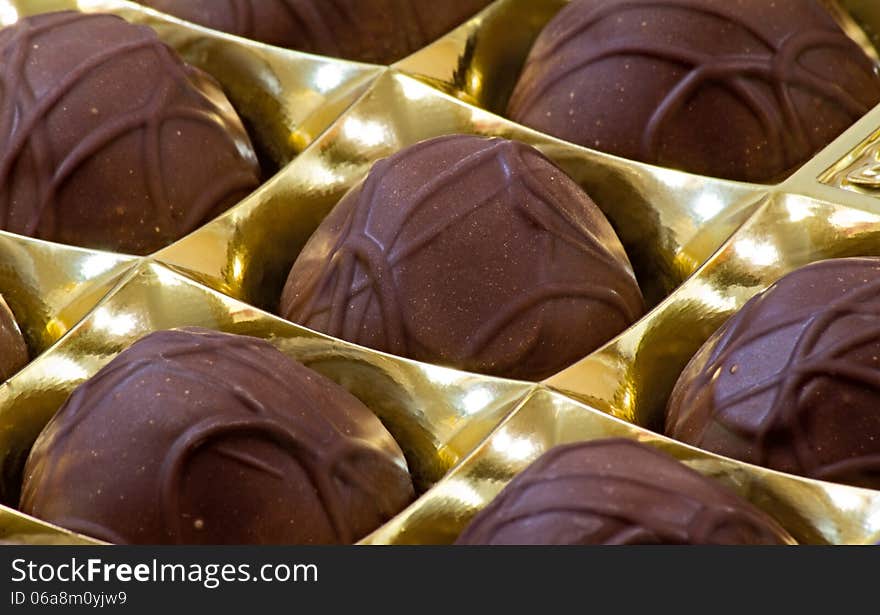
508 0 880 183
20 328 414 544
137 0 493 64
280 135 645 381
0 12 261 255
0 296 28 382
667 258 880 489
455 439 792 545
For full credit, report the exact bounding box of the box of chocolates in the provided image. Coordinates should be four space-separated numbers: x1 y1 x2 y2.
1 0 880 545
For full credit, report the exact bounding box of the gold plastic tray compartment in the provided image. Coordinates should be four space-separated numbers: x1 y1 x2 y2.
0 260 534 544
155 69 764 315
548 102 880 429
0 234 134 351
0 0 386 338
3 262 880 546
0 0 879 545
365 388 880 545
396 0 880 113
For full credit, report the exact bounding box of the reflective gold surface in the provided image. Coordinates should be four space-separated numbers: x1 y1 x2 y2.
397 0 880 111
0 261 533 544
839 0 880 51
364 390 880 545
0 234 134 352
0 0 880 545
156 71 764 310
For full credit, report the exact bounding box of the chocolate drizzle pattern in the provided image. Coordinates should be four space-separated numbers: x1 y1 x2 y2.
20 328 414 544
455 439 791 545
280 135 645 381
508 0 880 183
0 12 260 254
667 258 880 489
138 0 492 64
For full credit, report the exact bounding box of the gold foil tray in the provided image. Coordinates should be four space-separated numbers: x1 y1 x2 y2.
0 234 134 351
364 389 880 545
156 70 764 311
1 0 880 545
548 104 880 429
0 260 533 543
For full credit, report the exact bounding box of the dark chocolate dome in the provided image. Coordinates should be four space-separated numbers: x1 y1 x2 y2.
0 12 261 254
280 135 645 381
21 328 414 544
509 0 880 182
667 258 880 489
138 0 492 64
456 439 792 545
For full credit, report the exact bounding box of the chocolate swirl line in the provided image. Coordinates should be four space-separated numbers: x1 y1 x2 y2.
47 518 129 545
285 136 640 360
277 0 342 55
158 418 389 543
0 12 258 249
509 0 874 170
203 0 423 58
394 0 430 55
38 330 403 544
229 0 254 36
142 0 488 64
456 440 788 545
670 260 880 481
474 474 767 544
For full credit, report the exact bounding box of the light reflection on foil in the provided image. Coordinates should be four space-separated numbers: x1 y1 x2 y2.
828 206 880 229
421 364 467 387
400 76 432 101
431 477 485 509
461 386 495 416
91 307 137 337
687 278 740 313
294 155 346 188
37 354 90 383
78 254 121 280
694 192 725 222
734 237 780 268
0 2 17 26
784 198 815 223
314 63 344 92
342 117 388 148
490 430 538 463
230 255 245 285
153 265 183 288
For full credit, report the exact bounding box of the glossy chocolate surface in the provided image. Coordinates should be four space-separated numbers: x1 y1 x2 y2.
667 258 880 489
280 135 645 381
138 0 492 64
0 12 261 254
508 0 880 182
20 328 414 544
456 439 791 545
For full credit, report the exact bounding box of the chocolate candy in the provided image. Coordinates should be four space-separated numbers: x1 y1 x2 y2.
280 135 645 381
667 258 880 489
456 439 791 545
20 328 414 544
508 0 880 183
0 298 28 382
0 12 261 255
137 0 493 64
